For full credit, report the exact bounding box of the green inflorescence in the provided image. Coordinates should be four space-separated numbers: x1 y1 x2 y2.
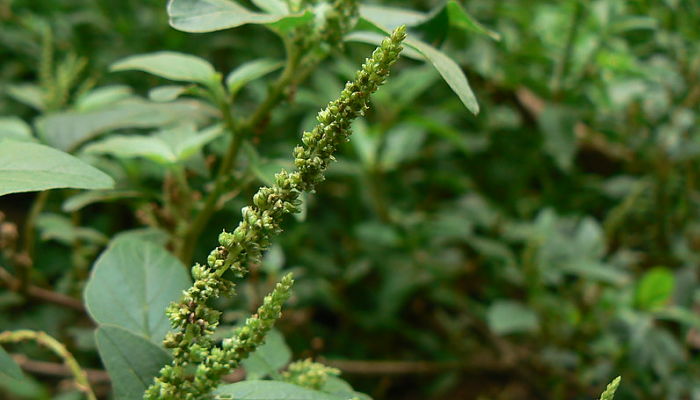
144 26 407 400
283 359 340 390
599 376 621 400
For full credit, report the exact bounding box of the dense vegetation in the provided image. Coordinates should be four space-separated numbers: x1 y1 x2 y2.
0 0 698 399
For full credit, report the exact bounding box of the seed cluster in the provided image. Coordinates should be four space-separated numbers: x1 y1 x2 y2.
144 26 406 400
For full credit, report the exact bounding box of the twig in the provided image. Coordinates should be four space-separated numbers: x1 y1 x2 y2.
11 353 110 383
0 266 86 312
0 330 96 400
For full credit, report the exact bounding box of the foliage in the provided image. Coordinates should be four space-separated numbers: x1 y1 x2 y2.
1 0 699 399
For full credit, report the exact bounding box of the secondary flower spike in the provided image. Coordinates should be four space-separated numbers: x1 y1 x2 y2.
145 25 407 400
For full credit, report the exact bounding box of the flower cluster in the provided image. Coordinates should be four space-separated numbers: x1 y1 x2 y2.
282 359 340 390
144 26 407 400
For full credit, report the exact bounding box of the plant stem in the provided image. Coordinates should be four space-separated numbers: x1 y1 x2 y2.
0 330 96 400
177 41 304 265
17 190 49 292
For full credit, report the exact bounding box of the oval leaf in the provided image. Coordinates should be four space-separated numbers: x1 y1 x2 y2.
0 140 114 197
226 59 284 95
111 51 218 85
84 238 192 342
0 346 23 381
167 0 313 33
95 325 171 400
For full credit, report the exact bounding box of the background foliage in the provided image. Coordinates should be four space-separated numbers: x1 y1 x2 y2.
1 0 699 399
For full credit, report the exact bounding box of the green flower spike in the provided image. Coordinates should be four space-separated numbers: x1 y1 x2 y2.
145 25 407 400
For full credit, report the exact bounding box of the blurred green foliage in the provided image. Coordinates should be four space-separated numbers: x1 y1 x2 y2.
1 0 699 399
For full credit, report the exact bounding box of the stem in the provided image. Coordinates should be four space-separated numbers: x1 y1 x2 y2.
177 40 305 265
0 266 86 312
0 330 96 400
18 190 49 292
550 0 583 98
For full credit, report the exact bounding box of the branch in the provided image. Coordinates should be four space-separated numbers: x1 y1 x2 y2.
0 266 86 312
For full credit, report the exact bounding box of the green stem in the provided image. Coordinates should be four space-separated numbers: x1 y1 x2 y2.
177 41 305 265
18 190 49 292
0 330 96 400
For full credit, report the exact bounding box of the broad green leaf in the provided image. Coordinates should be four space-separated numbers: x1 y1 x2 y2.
37 99 213 151
345 29 479 114
215 380 344 400
112 228 170 247
379 123 426 170
0 116 34 142
167 0 313 33
75 85 134 111
111 51 218 85
95 325 171 400
85 238 191 342
37 213 108 245
635 267 675 311
445 1 500 41
358 5 429 30
149 85 189 102
0 346 23 381
62 189 143 212
241 329 291 379
84 124 223 165
226 59 284 95
321 377 372 400
6 84 44 111
487 300 539 335
0 140 114 197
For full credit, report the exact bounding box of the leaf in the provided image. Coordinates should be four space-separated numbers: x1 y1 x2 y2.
37 213 109 245
0 346 23 381
84 238 192 342
346 28 479 114
226 59 284 95
6 84 44 111
358 5 429 30
0 140 114 197
75 85 134 111
635 267 675 311
215 380 344 400
111 51 218 85
37 99 214 151
0 116 34 142
95 325 171 400
149 85 189 102
538 105 578 171
251 0 288 14
444 1 501 41
487 301 539 335
84 124 223 165
167 0 313 33
62 189 143 212
241 329 291 379
379 123 426 170
321 377 372 400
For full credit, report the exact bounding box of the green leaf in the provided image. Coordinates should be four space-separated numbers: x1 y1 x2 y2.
37 213 108 245
62 189 143 212
635 267 675 311
444 1 500 41
241 329 291 379
75 85 134 111
84 124 223 165
487 300 539 335
358 5 429 30
37 99 214 151
95 325 171 400
149 85 189 102
538 105 578 171
321 377 372 400
226 59 284 95
0 140 114 197
84 238 192 342
167 0 313 33
111 51 218 85
0 116 34 142
215 380 344 400
0 346 23 381
379 123 426 170
6 84 44 111
251 0 288 14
